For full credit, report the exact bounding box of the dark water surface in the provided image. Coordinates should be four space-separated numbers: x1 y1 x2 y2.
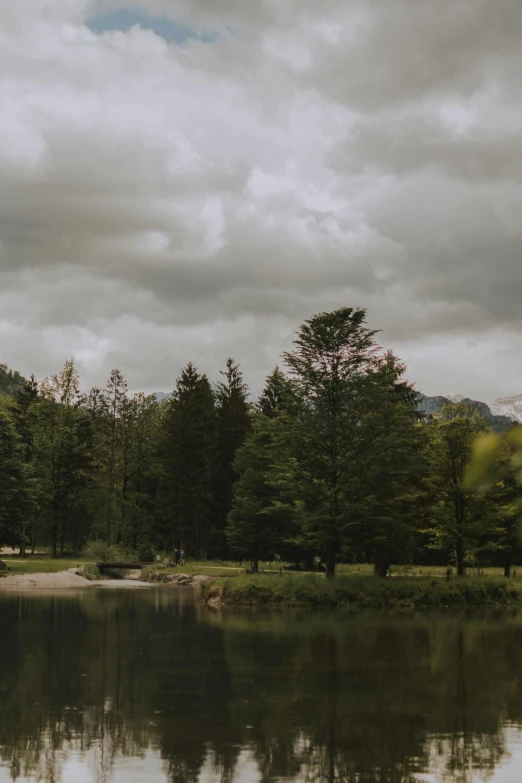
2 590 522 782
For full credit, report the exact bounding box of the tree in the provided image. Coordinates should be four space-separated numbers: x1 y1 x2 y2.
227 412 292 572
424 403 489 576
161 364 216 557
101 369 128 544
29 360 95 557
0 400 35 549
354 354 425 577
283 307 419 577
13 375 39 555
213 359 251 557
257 366 296 418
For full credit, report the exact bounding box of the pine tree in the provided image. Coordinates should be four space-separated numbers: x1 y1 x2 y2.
161 364 216 557
283 307 420 577
0 400 35 549
227 412 294 571
101 368 128 544
13 375 39 555
257 366 296 418
213 359 251 557
29 360 91 557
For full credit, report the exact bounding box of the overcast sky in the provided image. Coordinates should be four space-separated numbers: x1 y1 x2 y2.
1 0 521 402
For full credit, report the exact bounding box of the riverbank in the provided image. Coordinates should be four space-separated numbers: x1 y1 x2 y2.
200 574 522 609
0 569 153 590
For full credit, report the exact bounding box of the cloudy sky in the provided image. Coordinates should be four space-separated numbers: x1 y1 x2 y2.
1 0 521 402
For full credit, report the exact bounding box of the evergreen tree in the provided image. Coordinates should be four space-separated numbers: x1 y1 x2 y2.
353 353 425 577
227 412 292 571
0 400 35 549
161 364 216 557
13 375 39 555
212 359 251 557
101 368 128 544
257 366 296 418
283 307 420 577
29 360 91 557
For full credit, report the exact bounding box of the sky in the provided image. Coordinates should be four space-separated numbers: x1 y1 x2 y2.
1 0 521 402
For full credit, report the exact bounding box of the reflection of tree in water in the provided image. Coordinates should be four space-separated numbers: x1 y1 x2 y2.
1 598 522 783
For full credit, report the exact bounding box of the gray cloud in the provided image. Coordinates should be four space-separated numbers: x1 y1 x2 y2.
0 0 521 400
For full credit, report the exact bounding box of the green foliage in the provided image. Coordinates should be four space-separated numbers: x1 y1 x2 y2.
424 403 491 575
0 400 35 548
136 539 155 562
82 539 135 562
0 363 27 399
226 412 292 570
2 306 519 575
203 573 521 609
160 363 216 556
281 307 422 576
212 358 251 556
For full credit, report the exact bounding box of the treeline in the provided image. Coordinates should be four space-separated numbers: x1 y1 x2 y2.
0 307 520 575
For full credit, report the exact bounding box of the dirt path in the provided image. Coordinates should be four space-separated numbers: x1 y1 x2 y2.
0 570 153 591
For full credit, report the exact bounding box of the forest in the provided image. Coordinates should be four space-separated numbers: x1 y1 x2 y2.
0 306 520 577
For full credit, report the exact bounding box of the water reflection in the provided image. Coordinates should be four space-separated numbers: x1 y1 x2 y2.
1 591 522 782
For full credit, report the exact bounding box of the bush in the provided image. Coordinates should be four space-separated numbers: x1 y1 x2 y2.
136 540 155 563
82 539 136 562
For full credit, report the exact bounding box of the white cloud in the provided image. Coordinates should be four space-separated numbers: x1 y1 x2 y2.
0 0 521 399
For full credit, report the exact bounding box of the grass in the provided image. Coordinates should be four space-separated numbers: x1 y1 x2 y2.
200 573 522 609
0 557 95 575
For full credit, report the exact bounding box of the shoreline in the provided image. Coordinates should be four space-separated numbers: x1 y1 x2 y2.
200 574 522 610
0 568 212 591
0 569 154 591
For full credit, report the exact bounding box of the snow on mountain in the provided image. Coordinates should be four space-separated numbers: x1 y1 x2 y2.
490 394 522 423
442 393 464 403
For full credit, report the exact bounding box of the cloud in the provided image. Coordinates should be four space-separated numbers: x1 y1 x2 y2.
0 0 521 400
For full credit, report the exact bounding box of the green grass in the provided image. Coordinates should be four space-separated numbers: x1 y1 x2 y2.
0 557 95 575
201 573 522 609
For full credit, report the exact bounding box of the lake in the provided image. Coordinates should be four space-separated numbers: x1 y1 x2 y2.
2 590 522 782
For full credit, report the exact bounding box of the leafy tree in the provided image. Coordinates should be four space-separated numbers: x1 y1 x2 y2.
424 403 489 576
283 307 419 577
213 358 251 557
161 364 216 557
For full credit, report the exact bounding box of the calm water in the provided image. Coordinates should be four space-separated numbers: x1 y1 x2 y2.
2 591 522 782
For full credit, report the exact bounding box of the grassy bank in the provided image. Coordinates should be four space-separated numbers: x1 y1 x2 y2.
201 574 522 609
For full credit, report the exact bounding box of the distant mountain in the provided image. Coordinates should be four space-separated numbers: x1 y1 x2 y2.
417 393 515 433
490 393 522 423
442 393 464 403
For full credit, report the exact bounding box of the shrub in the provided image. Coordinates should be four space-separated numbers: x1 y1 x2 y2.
136 540 155 563
82 539 136 562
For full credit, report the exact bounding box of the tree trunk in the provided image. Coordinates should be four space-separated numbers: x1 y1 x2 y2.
252 558 259 574
504 563 512 578
455 536 465 577
325 548 336 579
374 562 390 578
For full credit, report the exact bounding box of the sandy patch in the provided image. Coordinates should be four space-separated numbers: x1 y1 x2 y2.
0 570 153 591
